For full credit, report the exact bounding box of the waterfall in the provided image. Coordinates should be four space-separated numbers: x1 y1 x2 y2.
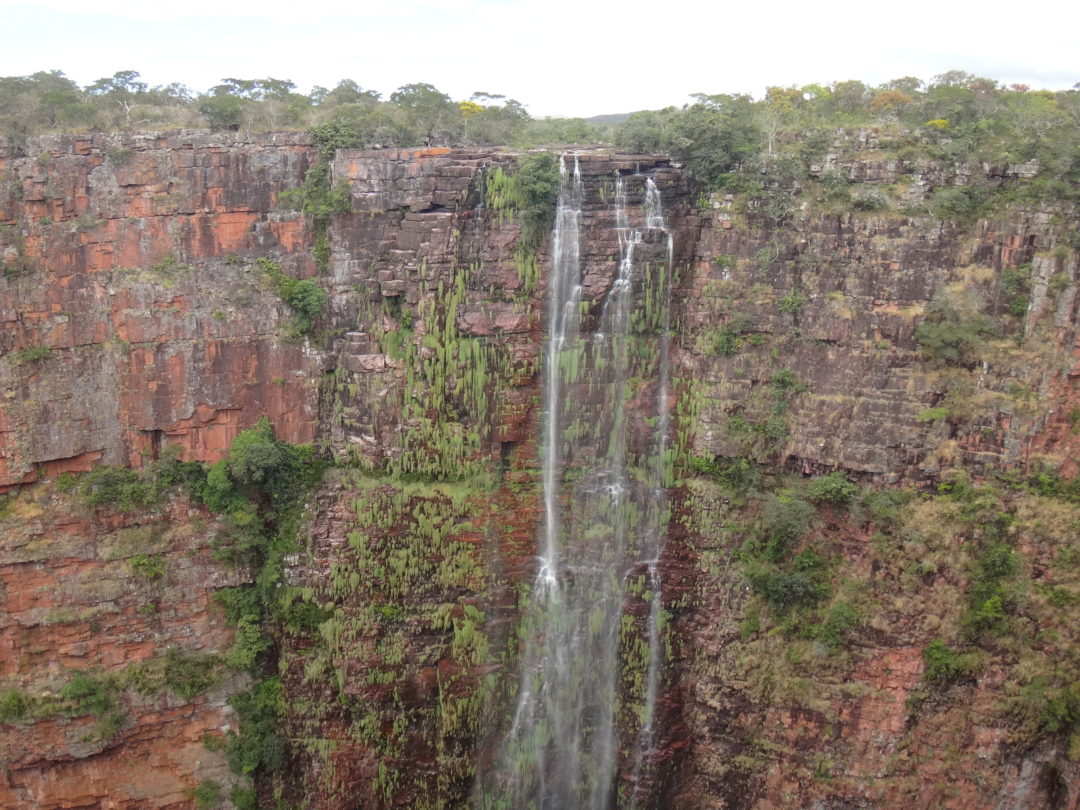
628 178 674 809
479 157 673 810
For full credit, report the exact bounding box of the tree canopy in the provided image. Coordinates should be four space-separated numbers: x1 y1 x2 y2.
0 69 547 148
2 69 1078 207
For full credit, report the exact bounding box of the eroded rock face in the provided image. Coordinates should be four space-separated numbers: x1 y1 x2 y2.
0 131 329 809
1 134 1078 809
682 199 1078 481
0 485 245 808
667 158 1080 808
668 483 1080 810
0 131 321 487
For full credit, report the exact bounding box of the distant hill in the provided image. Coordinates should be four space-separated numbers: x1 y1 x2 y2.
584 113 632 124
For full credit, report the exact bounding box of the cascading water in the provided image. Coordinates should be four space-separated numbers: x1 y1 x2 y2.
478 156 673 810
628 178 674 809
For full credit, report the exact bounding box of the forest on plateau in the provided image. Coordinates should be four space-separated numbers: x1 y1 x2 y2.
3 69 1079 195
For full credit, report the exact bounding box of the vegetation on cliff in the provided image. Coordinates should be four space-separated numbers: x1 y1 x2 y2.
684 452 1080 799
37 421 323 807
662 79 1079 799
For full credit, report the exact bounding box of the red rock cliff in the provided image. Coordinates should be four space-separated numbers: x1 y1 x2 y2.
1 132 1078 809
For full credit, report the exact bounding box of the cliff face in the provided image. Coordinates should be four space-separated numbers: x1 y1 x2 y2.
686 194 1077 481
0 131 321 487
0 133 1077 809
0 131 324 809
0 488 247 808
279 149 696 808
669 144 1080 808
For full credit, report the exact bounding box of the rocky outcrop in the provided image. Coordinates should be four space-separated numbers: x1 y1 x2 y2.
669 151 1080 808
669 479 1080 810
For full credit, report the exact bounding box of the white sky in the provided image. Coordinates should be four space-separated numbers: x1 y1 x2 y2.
2 0 1077 118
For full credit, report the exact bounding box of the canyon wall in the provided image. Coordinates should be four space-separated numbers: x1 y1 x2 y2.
670 141 1080 808
0 132 1077 808
0 131 326 809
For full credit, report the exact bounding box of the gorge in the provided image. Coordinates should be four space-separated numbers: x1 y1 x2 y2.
0 130 1078 810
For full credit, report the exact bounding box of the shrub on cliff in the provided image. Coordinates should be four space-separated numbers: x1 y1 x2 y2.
516 152 560 246
922 639 980 686
78 465 153 510
223 677 286 776
710 312 754 357
486 153 560 254
805 472 859 506
761 494 815 561
963 538 1020 642
185 780 223 810
928 184 994 222
118 647 224 701
0 689 27 722
257 258 327 338
60 671 116 716
1007 676 1080 754
227 421 289 488
1025 465 1080 503
915 291 998 367
191 418 321 688
71 445 200 512
229 418 318 505
815 600 861 648
689 454 761 493
195 417 319 562
745 559 829 613
58 670 128 740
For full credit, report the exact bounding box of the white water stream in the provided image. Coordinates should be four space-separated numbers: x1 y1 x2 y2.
480 156 673 809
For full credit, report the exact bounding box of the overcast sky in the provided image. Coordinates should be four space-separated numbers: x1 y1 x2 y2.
2 0 1077 118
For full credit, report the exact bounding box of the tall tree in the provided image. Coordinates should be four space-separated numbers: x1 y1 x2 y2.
390 83 459 145
87 70 149 127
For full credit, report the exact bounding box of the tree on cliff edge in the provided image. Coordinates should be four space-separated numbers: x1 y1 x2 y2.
390 83 459 146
